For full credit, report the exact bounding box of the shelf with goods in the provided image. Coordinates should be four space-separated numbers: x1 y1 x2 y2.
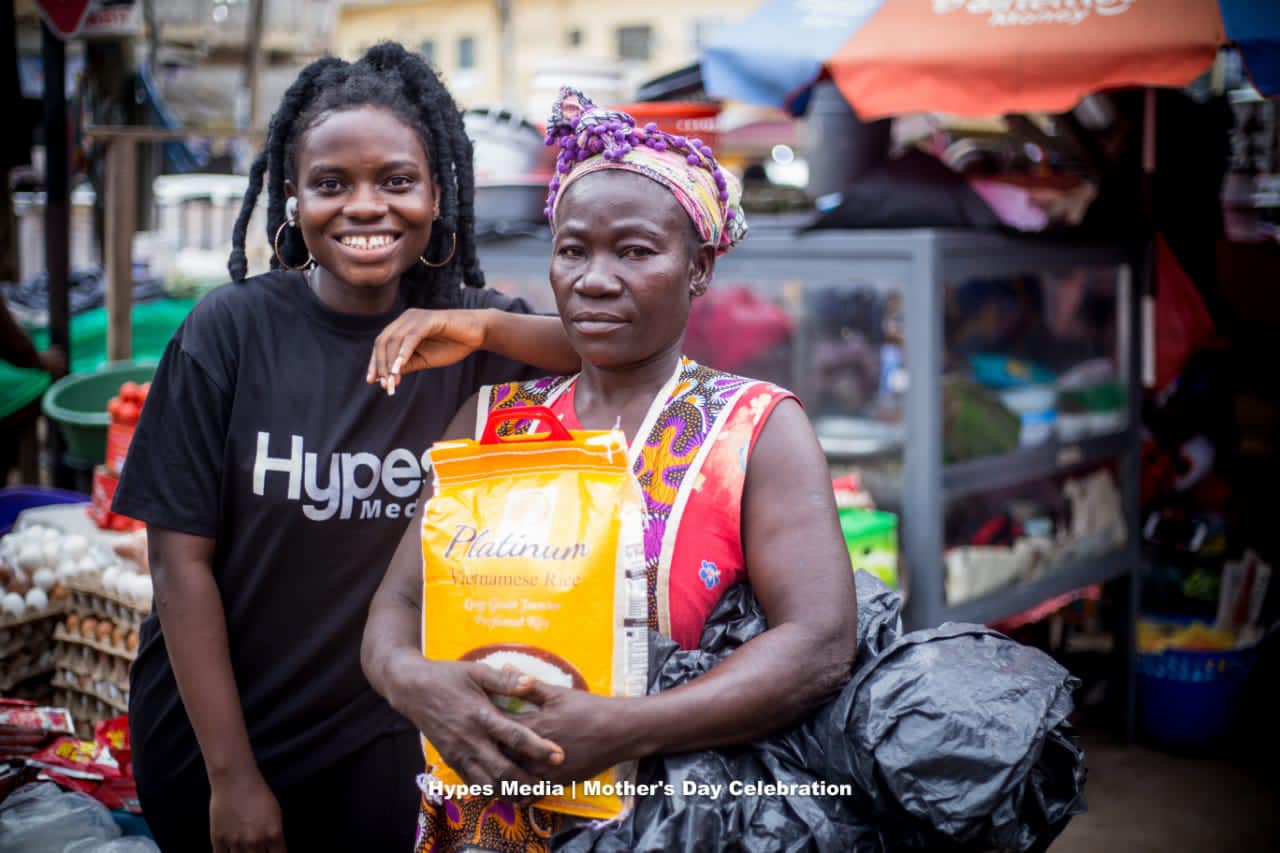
942 431 1129 501
941 545 1136 627
885 231 1139 635
473 226 1141 635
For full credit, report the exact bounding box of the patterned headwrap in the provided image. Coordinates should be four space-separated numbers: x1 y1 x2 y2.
544 88 747 256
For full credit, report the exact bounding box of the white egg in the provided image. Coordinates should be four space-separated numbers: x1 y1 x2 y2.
129 575 154 607
55 560 78 581
32 568 56 591
102 567 121 596
40 541 62 565
40 526 61 542
2 592 24 616
76 556 99 575
59 535 89 560
16 544 43 571
120 573 141 601
25 587 48 611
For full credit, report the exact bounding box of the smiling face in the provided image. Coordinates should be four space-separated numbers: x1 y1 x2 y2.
286 105 436 305
550 171 714 370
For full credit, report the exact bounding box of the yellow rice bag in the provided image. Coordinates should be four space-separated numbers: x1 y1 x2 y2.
420 406 647 821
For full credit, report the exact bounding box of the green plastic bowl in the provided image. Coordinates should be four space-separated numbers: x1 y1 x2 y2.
42 361 157 465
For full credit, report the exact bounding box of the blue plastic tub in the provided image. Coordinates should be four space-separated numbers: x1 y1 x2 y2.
1138 642 1258 747
0 486 89 536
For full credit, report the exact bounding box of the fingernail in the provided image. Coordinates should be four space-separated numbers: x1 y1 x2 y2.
549 750 564 765
516 676 534 690
392 356 404 375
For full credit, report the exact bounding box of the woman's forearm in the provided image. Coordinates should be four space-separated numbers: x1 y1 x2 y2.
361 575 425 714
151 552 258 782
482 310 580 374
616 621 852 761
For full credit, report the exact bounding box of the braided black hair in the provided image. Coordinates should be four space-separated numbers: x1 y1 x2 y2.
227 42 484 307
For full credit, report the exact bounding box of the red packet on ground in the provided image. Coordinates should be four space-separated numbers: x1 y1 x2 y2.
0 704 76 760
94 715 132 773
30 737 122 780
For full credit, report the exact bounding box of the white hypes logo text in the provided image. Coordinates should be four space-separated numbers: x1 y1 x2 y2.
932 0 1136 26
252 431 428 521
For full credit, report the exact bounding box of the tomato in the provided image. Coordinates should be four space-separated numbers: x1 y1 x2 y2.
116 402 141 424
120 381 141 402
107 399 121 418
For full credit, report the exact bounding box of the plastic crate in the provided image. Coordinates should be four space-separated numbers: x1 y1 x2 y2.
0 486 89 536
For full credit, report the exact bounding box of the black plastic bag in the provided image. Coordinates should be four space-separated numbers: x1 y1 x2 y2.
554 573 1084 852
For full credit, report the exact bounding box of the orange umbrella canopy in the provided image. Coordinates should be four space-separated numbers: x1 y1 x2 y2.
702 0 1237 118
831 0 1225 119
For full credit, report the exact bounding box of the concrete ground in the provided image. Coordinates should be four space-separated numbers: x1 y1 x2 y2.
1052 733 1280 852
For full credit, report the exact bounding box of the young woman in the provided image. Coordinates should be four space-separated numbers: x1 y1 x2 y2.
362 89 859 852
113 44 573 852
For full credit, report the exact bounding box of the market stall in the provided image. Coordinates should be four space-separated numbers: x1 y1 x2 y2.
1 376 154 839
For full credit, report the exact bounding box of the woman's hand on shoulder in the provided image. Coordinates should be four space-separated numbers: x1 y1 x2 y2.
367 308 490 393
384 651 565 788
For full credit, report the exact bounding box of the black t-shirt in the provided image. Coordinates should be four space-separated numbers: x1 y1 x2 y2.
113 269 535 791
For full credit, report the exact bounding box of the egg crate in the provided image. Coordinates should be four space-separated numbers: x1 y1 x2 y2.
54 636 132 675
63 578 149 631
0 633 55 670
0 602 67 631
52 644 131 695
52 669 128 714
52 625 138 664
50 688 115 740
0 608 64 658
0 648 56 692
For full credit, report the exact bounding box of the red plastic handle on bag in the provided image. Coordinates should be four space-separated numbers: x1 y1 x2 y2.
479 405 573 444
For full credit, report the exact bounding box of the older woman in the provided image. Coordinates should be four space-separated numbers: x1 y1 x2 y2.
362 89 858 852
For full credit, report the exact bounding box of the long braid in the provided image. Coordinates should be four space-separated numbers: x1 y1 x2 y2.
227 149 267 281
397 63 458 292
451 114 485 289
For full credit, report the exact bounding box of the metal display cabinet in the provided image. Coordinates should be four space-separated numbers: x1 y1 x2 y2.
476 223 1142 653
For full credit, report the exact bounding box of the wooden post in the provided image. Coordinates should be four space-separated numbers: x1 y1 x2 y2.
87 126 265 363
244 0 267 129
496 0 515 108
105 137 138 362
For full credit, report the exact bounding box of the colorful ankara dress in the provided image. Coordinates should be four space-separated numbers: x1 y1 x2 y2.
414 357 796 853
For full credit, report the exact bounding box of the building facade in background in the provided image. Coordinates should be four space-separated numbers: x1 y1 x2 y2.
334 0 755 116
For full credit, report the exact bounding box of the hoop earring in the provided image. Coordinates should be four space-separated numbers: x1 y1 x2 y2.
273 220 315 271
419 230 457 268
